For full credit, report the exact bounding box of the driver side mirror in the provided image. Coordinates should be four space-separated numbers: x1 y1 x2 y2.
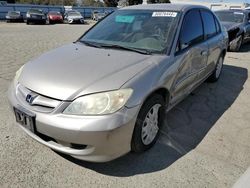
179 38 190 51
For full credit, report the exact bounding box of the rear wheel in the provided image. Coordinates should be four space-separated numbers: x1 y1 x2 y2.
131 94 165 152
207 55 224 82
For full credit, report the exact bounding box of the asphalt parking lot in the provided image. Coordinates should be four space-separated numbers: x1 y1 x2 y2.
0 22 250 188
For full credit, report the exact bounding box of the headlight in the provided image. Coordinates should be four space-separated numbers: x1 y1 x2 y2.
26 13 30 18
63 89 133 115
14 65 24 85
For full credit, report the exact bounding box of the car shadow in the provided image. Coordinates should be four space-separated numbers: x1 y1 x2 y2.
56 64 248 177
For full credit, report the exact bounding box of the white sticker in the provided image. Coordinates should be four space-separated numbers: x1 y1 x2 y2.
152 12 177 17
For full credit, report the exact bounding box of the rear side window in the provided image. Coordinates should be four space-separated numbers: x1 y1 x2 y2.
201 10 217 38
179 10 204 50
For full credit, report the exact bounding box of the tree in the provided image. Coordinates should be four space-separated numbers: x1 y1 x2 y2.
7 0 15 3
147 0 170 3
103 0 118 7
82 0 104 7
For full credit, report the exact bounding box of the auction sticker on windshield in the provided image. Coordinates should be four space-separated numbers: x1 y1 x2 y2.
115 15 135 23
152 12 177 17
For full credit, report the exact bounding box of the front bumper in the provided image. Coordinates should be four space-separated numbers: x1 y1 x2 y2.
8 82 140 162
6 17 23 21
27 17 46 23
49 18 63 22
68 18 84 24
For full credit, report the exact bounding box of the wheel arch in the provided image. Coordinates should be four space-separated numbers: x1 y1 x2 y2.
143 87 170 106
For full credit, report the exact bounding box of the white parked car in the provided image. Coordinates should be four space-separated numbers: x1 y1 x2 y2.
64 10 84 24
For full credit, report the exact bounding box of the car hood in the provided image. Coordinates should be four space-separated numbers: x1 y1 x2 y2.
19 43 162 101
221 21 242 31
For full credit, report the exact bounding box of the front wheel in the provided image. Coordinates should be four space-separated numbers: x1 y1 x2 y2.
207 55 224 82
131 94 165 152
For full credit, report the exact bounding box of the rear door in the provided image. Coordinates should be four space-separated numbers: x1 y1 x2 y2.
200 10 222 78
170 9 208 105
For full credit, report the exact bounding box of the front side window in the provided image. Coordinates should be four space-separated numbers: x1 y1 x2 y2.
179 10 203 50
201 10 217 39
80 10 180 54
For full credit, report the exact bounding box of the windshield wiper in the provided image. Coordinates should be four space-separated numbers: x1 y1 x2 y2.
77 41 152 55
98 44 152 55
78 41 102 48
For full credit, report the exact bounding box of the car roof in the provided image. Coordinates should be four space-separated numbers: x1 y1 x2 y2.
121 3 209 12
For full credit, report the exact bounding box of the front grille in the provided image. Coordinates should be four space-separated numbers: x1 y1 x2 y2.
16 84 62 113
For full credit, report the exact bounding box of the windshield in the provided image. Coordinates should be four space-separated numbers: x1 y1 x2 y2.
68 11 81 16
80 10 180 54
29 9 43 14
215 11 245 23
8 11 20 16
49 11 61 15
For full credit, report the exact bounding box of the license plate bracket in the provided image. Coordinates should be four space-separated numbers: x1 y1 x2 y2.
14 107 36 133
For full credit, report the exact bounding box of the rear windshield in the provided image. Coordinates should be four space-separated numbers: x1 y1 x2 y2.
29 9 43 14
80 9 180 54
215 11 245 23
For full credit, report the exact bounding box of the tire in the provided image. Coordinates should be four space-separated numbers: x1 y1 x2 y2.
207 55 224 82
131 94 165 152
229 35 243 52
26 21 29 25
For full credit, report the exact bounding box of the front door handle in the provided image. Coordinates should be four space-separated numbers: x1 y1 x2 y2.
201 50 208 56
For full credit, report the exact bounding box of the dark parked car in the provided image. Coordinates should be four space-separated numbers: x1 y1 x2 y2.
5 11 23 22
26 9 46 25
47 11 63 24
215 9 250 51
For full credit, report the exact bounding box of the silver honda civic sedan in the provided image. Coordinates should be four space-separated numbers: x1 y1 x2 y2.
8 4 228 162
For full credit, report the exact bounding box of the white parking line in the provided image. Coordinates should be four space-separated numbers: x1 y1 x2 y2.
233 167 250 188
